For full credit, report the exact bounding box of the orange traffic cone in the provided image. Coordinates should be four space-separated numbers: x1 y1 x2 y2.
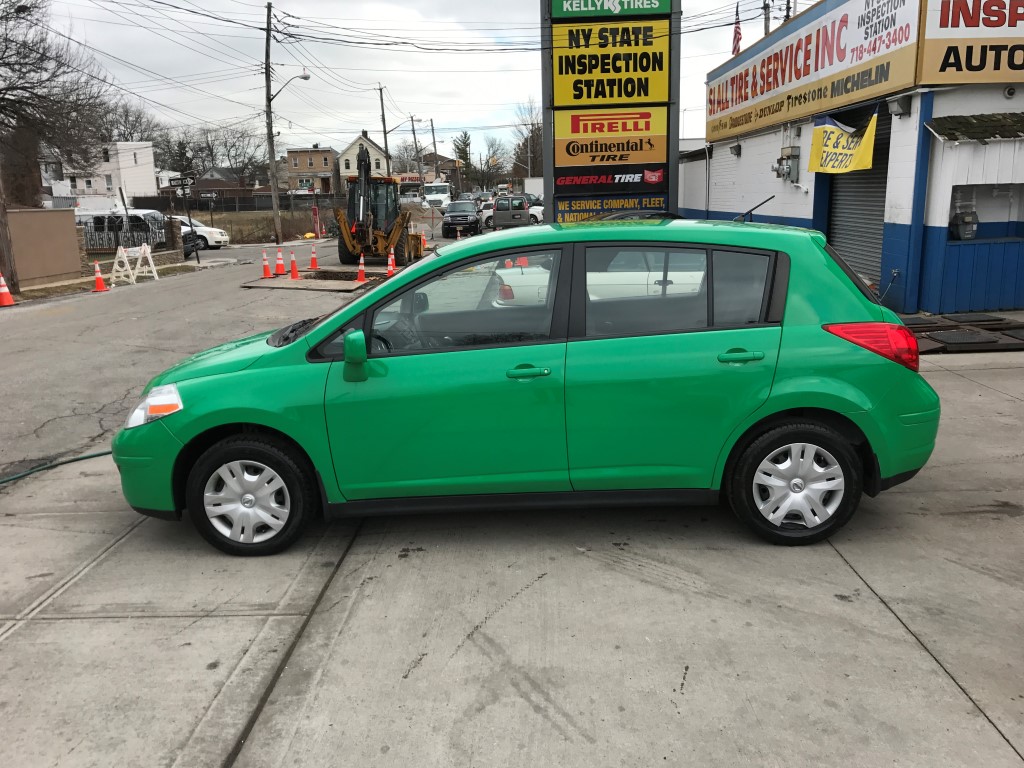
274 248 285 275
0 272 15 308
387 247 395 277
309 246 319 270
261 250 273 279
289 251 301 280
421 230 427 249
91 261 109 293
355 254 367 283
320 223 326 237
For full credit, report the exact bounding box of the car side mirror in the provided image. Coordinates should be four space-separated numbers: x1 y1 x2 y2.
343 329 367 365
413 291 429 313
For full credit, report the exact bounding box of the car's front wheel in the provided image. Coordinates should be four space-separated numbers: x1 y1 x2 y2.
484 216 493 228
185 436 315 556
530 214 539 224
197 236 209 250
727 423 862 545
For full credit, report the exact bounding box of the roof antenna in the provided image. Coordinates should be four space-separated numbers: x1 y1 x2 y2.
734 195 776 222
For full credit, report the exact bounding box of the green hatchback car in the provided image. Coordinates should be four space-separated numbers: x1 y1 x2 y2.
112 221 940 555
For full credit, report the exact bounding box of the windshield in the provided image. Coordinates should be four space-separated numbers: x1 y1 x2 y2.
423 185 449 195
292 253 442 340
447 202 476 213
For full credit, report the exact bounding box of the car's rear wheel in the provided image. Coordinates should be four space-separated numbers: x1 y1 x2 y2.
186 436 315 556
484 216 493 229
727 423 862 545
529 214 539 224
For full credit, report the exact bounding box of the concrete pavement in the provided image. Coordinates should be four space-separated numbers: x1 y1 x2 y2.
1 267 1023 766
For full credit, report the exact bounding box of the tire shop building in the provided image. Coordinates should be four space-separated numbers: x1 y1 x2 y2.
681 0 1024 314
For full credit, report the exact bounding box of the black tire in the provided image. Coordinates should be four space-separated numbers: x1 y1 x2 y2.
197 236 209 250
394 234 409 266
529 214 539 224
484 216 492 229
441 227 450 239
185 436 316 556
339 247 359 265
727 422 862 546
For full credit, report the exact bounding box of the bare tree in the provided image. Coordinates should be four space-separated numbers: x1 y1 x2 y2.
390 139 419 174
217 126 266 186
99 98 163 143
510 98 542 178
152 125 196 173
0 0 111 292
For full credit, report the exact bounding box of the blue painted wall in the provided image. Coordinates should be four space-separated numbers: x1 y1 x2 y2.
918 226 1024 313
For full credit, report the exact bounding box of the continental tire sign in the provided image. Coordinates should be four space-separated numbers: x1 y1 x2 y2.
554 107 667 165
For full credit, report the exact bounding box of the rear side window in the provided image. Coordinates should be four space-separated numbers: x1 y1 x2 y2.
824 243 880 304
712 250 771 326
584 246 708 337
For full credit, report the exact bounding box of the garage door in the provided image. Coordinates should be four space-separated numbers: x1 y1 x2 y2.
828 107 891 285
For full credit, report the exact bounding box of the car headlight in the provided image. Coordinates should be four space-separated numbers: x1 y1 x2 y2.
217 230 228 237
124 384 183 429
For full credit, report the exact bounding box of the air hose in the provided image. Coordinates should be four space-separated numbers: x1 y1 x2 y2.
0 451 113 486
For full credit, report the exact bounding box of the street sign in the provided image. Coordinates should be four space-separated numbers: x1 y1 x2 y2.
175 187 191 197
169 173 198 187
199 192 217 199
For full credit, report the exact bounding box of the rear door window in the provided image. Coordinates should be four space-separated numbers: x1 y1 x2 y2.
711 250 771 326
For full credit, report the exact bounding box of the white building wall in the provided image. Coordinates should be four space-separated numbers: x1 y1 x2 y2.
680 154 707 215
112 142 158 199
932 84 1023 119
706 121 817 224
925 139 1024 227
884 97 924 228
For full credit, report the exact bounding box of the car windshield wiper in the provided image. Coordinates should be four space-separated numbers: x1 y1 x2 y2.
269 317 320 347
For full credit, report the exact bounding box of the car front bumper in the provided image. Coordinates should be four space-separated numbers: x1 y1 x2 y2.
111 420 183 519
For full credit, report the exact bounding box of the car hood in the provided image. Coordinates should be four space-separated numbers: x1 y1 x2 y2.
149 331 271 387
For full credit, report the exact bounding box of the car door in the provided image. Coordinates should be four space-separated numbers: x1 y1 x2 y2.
324 247 572 500
564 242 785 490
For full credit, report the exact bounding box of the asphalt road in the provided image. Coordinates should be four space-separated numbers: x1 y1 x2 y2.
1 259 1023 767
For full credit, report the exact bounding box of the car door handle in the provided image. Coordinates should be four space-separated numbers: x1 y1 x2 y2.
506 366 551 379
717 350 765 363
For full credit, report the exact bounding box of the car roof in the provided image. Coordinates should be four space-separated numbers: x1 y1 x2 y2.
433 219 823 264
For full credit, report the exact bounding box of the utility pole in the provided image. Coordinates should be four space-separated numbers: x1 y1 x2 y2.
763 0 771 35
430 119 439 182
784 0 791 22
378 85 391 177
410 115 425 187
264 1 283 245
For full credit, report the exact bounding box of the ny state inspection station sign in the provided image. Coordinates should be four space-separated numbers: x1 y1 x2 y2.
544 0 679 223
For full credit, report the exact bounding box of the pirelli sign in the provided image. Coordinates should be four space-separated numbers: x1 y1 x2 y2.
554 108 668 165
543 0 680 218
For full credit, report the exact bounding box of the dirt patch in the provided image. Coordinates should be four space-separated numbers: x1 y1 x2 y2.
306 271 387 287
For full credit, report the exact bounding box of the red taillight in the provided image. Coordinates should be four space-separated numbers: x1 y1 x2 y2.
515 256 529 267
498 283 515 301
824 322 919 371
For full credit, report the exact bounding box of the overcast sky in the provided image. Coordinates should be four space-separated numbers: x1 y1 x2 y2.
50 0 782 156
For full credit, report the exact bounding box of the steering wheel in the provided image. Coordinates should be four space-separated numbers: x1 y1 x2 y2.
370 333 392 353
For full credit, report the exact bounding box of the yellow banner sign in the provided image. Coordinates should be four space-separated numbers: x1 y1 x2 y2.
552 19 670 107
554 107 667 166
808 112 877 173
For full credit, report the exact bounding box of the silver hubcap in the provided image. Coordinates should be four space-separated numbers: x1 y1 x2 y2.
203 460 290 544
752 442 845 529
